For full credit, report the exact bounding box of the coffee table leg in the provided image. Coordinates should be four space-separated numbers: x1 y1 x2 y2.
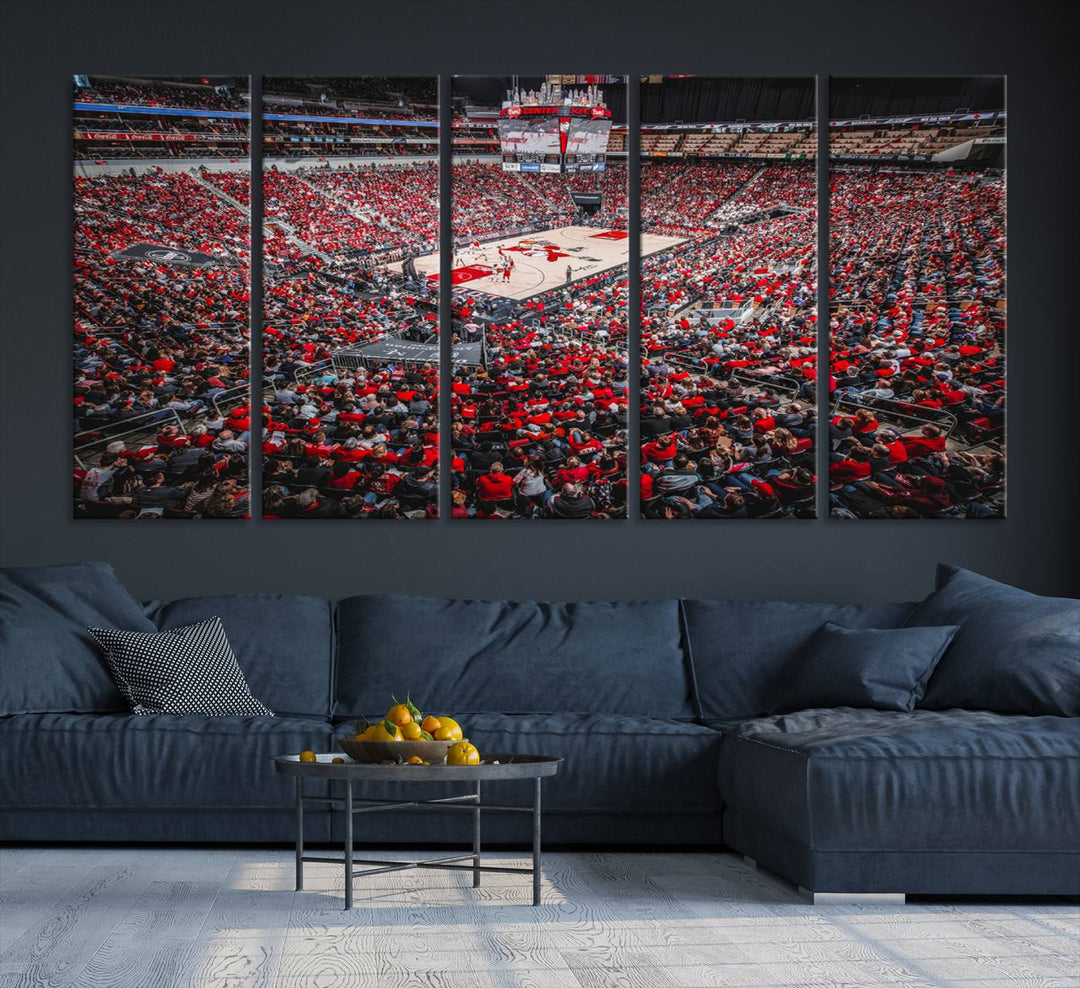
344 779 353 910
295 776 304 892
532 777 542 906
473 780 481 888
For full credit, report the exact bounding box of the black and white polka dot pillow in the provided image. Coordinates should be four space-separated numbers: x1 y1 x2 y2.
88 617 273 717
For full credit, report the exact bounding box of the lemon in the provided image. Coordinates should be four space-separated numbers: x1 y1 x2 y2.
370 720 402 742
446 741 480 766
298 750 317 763
433 716 463 741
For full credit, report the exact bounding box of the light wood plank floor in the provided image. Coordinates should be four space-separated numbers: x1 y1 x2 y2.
1 848 1077 988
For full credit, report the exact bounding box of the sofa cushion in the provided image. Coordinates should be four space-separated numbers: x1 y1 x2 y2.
88 619 274 717
906 565 1080 716
681 599 916 724
470 713 721 813
144 594 335 717
0 562 155 715
718 708 1080 854
335 595 692 719
772 622 959 714
327 712 722 815
0 713 332 811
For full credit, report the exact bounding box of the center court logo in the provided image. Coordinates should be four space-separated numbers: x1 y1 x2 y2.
115 243 223 266
145 249 192 263
507 239 570 262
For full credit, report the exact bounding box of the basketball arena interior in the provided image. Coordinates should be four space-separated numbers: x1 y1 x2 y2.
72 74 1005 520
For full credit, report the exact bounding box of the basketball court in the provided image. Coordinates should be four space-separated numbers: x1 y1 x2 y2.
394 225 686 300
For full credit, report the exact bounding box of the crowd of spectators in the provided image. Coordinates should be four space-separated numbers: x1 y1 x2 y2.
451 162 562 240
73 163 251 518
261 357 439 520
638 159 818 518
262 164 438 255
78 77 248 111
74 171 251 261
264 77 437 115
72 153 822 522
444 158 818 519
257 157 630 520
260 258 440 521
302 164 438 249
450 272 630 518
255 85 442 519
262 119 437 155
642 161 758 234
827 167 1006 518
259 160 441 518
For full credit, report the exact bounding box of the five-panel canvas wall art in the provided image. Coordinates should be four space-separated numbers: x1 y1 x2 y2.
72 75 1006 520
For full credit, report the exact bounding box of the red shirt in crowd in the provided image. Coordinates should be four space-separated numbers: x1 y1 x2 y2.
476 472 513 500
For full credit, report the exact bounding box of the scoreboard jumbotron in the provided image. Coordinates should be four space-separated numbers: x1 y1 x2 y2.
498 104 612 174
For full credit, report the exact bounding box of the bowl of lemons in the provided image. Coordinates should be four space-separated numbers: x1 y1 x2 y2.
337 695 480 766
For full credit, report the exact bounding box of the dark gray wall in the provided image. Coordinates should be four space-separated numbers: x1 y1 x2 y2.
1 0 1076 604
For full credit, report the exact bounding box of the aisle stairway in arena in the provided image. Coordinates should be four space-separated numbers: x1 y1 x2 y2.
290 170 385 229
192 163 335 265
189 169 248 213
272 220 334 264
515 170 563 210
705 165 766 226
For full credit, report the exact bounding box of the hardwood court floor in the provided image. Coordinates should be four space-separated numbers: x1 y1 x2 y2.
399 225 686 300
1 847 1077 988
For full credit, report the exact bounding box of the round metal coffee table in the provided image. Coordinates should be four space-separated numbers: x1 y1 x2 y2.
274 754 562 908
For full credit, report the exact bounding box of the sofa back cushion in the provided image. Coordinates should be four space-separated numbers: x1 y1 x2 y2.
681 598 917 724
0 562 155 715
906 564 1080 716
335 595 691 720
144 594 334 718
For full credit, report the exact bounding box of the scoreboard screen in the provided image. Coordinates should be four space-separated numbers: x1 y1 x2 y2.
498 107 612 172
498 116 560 157
566 117 611 156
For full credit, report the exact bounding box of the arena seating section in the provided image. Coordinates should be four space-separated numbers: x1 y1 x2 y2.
639 159 818 518
73 151 253 519
829 122 1004 159
827 168 1005 517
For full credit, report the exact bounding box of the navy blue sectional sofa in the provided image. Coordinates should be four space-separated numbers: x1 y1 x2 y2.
1 562 1078 897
